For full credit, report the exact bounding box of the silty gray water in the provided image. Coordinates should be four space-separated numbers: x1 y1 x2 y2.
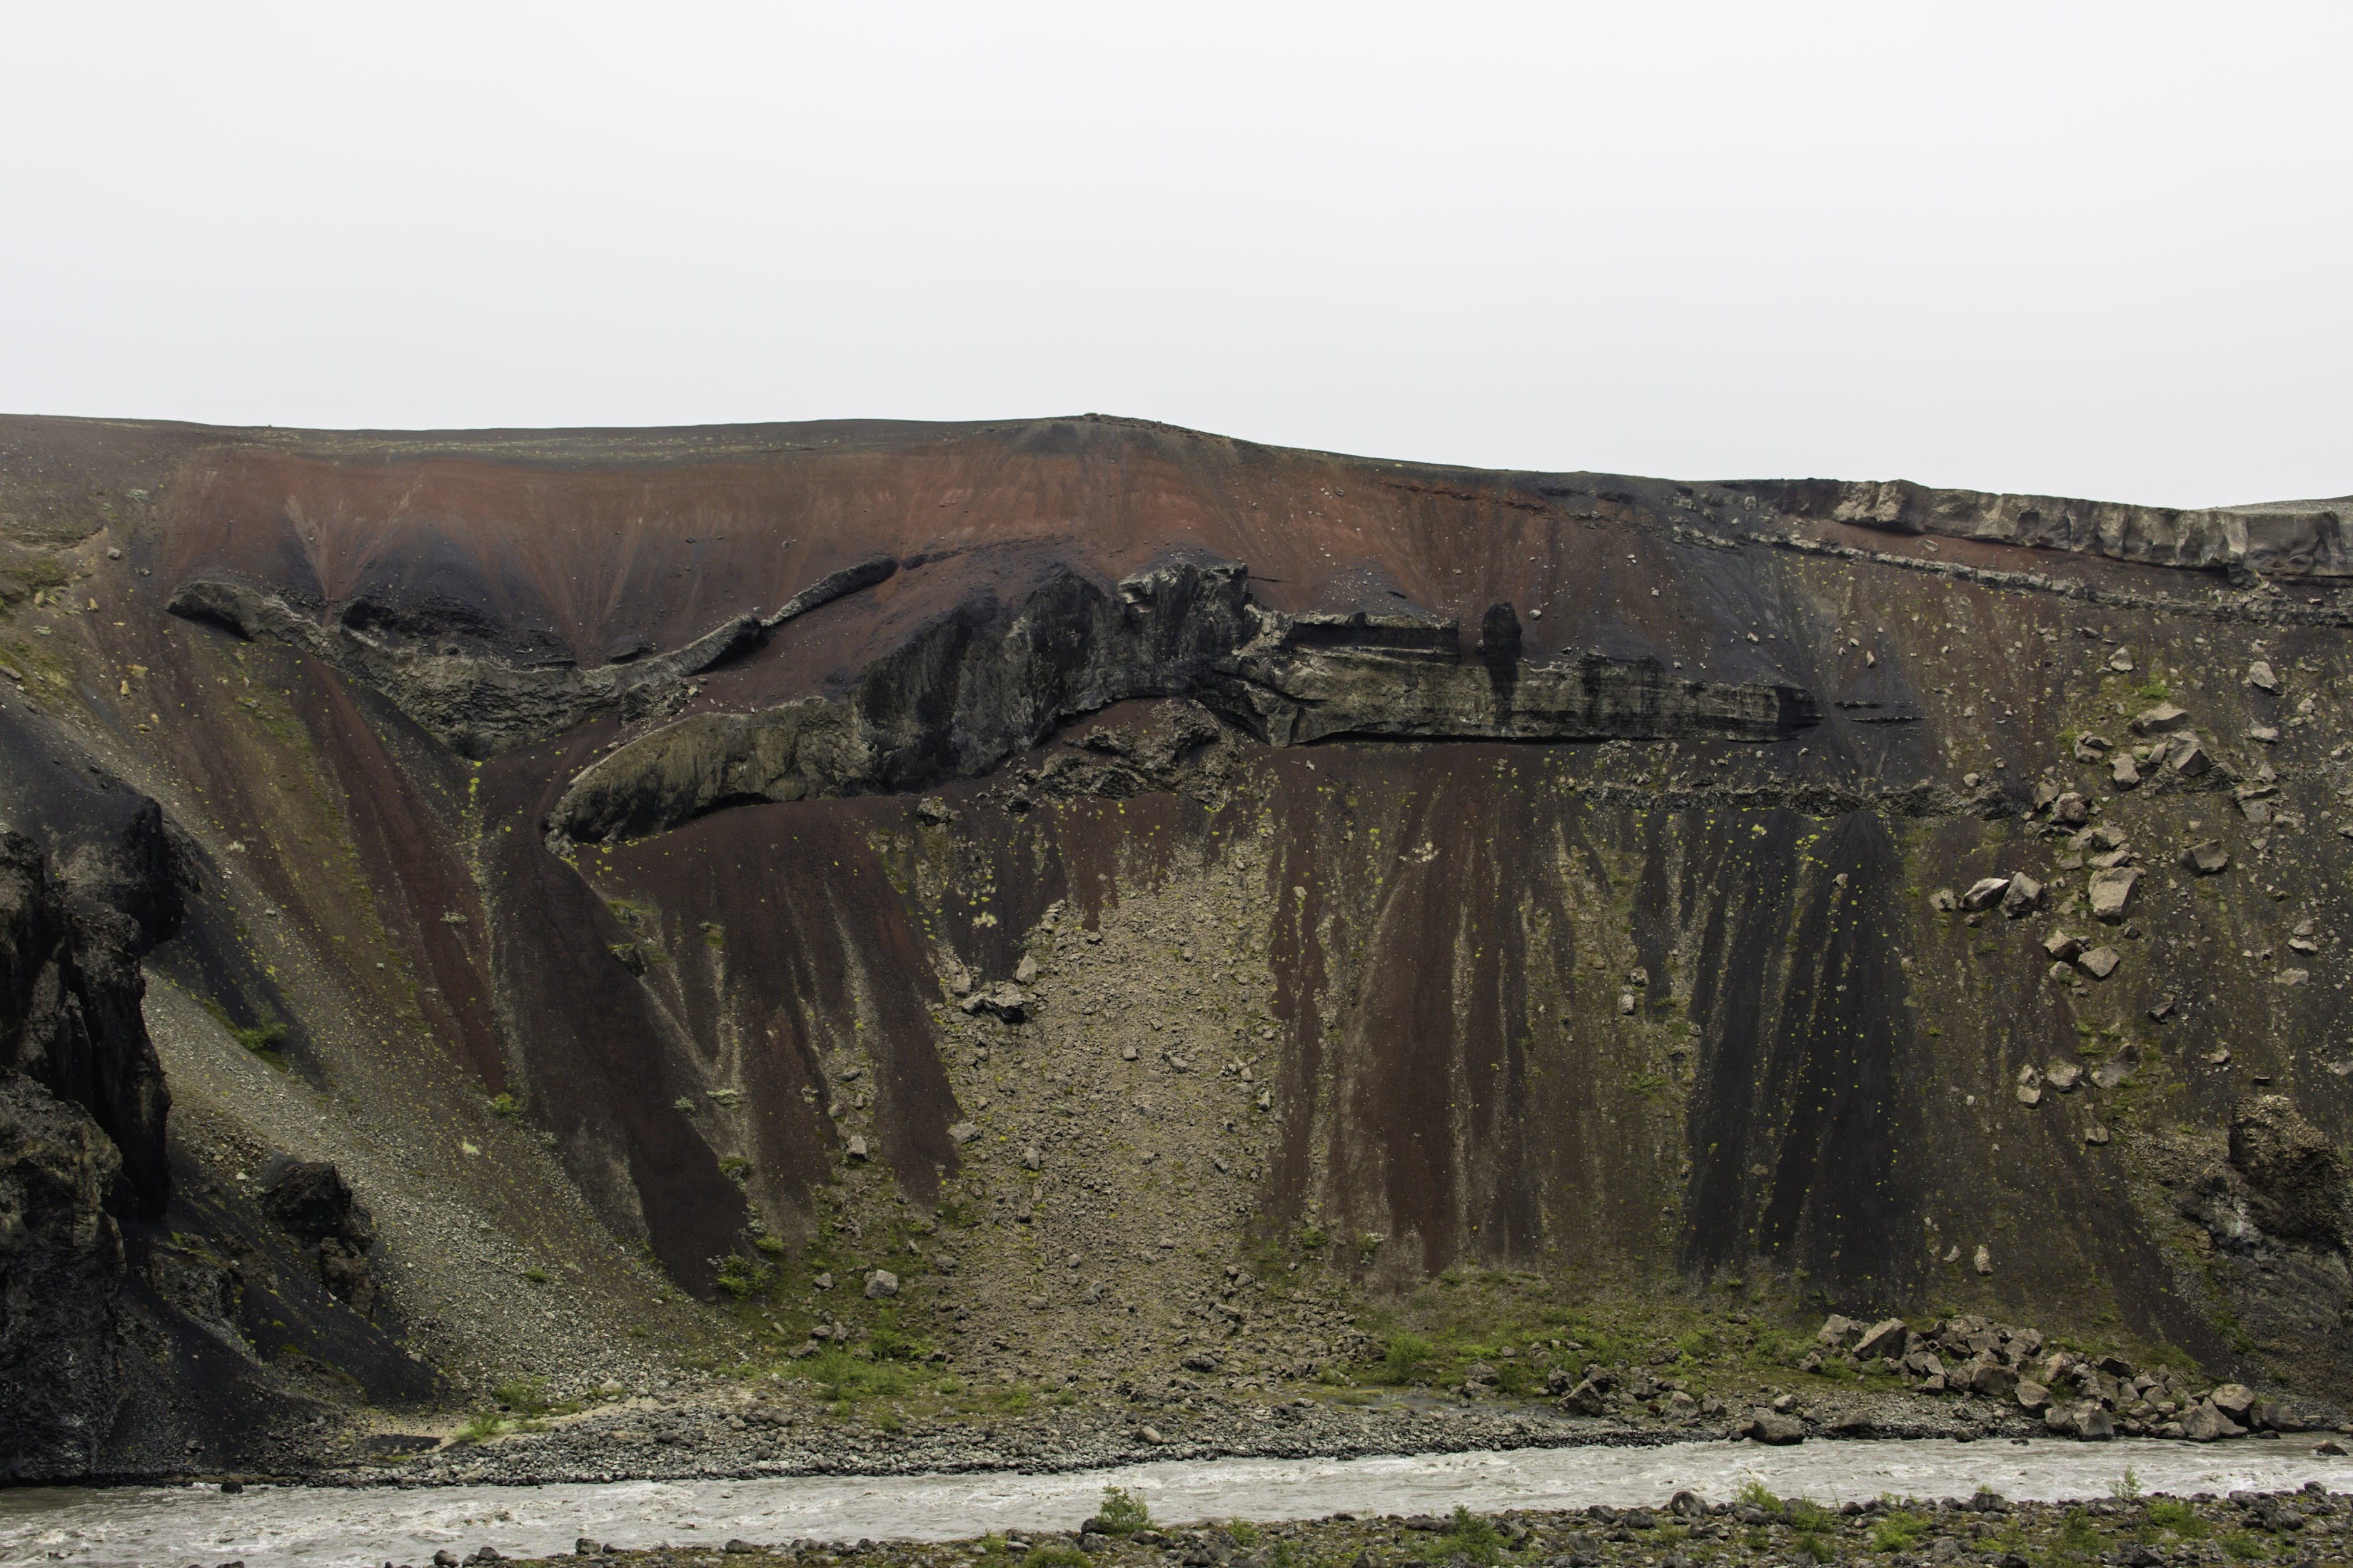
5 1439 2349 1568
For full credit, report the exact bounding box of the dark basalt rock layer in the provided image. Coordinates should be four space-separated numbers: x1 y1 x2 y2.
544 557 1817 845
0 824 173 1216
1757 477 2353 577
0 1071 127 1481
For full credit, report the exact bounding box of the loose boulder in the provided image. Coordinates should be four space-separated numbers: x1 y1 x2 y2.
2180 1402 2244 1442
1853 1317 1910 1360
2087 867 2141 924
2000 874 2043 918
1965 1358 2018 1400
2180 840 2230 875
1961 877 2011 912
2207 1382 2258 1424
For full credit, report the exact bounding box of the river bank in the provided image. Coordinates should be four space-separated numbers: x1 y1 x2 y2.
58 1383 2175 1490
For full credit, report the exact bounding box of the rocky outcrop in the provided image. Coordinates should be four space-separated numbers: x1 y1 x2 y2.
2230 1096 2349 1249
170 577 765 759
0 821 178 1478
166 555 896 759
0 831 170 1215
547 555 1819 844
0 1073 127 1481
258 1157 378 1317
1760 477 2352 577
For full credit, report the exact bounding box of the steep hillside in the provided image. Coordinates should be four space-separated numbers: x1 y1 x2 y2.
3 412 2350 1479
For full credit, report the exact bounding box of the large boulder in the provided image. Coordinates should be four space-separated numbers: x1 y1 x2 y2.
1853 1317 1910 1360
2207 1382 2258 1423
1742 1410 1806 1445
1961 877 2011 912
1965 1357 2018 1400
1560 1378 1609 1416
2180 1402 2245 1442
2087 866 2142 924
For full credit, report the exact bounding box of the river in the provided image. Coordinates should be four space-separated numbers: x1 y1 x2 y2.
5 1439 2349 1568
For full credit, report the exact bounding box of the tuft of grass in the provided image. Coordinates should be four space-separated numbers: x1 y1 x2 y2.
1381 1332 1433 1385
1022 1548 1089 1568
2218 1529 2265 1561
522 1266 548 1284
2032 1509 2104 1568
2110 1467 2142 1502
1790 1529 1833 1563
715 1253 775 1300
2149 1499 2210 1539
488 1092 522 1121
808 1347 909 1401
1869 1512 1931 1553
453 1410 505 1444
1426 1506 1499 1565
1736 1480 1783 1514
1785 1497 1836 1532
867 1319 924 1362
1226 1522 1260 1548
493 1375 550 1415
1094 1487 1152 1536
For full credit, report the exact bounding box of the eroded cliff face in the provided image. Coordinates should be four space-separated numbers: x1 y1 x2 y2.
3 410 2352 1467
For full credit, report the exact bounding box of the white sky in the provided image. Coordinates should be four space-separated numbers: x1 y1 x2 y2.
1 4 2345 507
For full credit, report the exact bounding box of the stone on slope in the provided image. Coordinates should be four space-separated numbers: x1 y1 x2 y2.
1853 1317 1910 1360
2000 874 2043 917
2087 867 2140 923
2180 839 2229 874
1962 876 2011 911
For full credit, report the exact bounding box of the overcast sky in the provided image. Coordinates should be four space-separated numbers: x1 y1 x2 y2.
2 4 2345 507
